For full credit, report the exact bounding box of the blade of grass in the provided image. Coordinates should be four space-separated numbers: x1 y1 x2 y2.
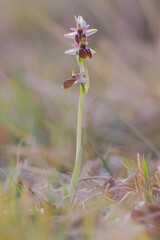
124 118 160 158
89 139 113 175
141 155 152 202
60 181 68 196
120 161 132 173
81 163 88 178
0 168 22 194
142 155 149 179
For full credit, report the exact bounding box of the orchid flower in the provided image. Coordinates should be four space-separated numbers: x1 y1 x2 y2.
63 69 88 89
65 38 96 59
65 46 96 59
64 16 97 43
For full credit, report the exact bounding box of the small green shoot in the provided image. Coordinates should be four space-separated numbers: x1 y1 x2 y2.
120 161 132 173
142 155 149 179
60 181 68 197
141 155 152 202
81 163 88 179
0 168 22 194
90 139 113 175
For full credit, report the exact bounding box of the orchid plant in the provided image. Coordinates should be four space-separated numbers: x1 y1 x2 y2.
63 16 97 201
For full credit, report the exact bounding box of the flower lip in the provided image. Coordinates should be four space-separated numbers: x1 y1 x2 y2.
75 32 86 44
79 47 92 59
62 69 89 89
62 78 77 89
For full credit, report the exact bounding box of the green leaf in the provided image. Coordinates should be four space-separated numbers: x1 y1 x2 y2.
68 146 83 200
120 161 132 173
142 155 149 179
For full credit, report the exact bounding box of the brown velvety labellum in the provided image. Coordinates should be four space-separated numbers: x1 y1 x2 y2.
75 33 86 44
87 48 92 58
63 78 77 89
79 47 92 59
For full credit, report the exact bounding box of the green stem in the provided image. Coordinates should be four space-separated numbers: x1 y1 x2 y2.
83 60 89 99
68 58 89 202
68 83 84 200
76 84 84 159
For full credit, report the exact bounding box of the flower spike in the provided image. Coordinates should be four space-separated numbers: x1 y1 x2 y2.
63 16 97 201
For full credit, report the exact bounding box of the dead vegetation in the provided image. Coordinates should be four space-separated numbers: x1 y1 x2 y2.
0 153 159 240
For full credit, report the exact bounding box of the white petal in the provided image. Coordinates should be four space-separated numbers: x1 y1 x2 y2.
70 28 77 31
77 77 89 83
72 43 80 47
64 32 76 39
65 48 79 55
90 48 96 54
77 16 87 28
85 29 98 36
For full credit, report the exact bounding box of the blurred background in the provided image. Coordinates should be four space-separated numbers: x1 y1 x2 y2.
1 0 160 177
